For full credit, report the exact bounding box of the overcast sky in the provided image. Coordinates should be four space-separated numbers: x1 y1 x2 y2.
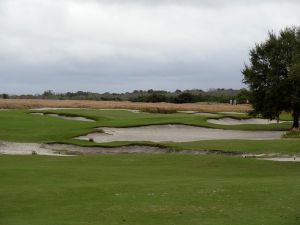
0 0 299 94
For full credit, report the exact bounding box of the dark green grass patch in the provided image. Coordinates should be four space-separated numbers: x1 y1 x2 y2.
0 155 299 225
283 130 300 139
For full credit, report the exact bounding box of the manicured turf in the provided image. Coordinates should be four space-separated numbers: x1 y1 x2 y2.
0 109 298 154
0 109 292 142
0 110 93 143
0 155 299 225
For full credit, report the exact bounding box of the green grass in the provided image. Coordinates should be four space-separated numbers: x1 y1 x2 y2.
0 110 93 143
0 109 298 154
1 110 299 224
35 109 292 131
0 154 299 225
283 130 300 139
166 139 300 154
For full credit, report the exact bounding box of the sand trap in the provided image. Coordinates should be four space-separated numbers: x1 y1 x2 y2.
49 144 169 155
31 112 44 115
98 109 141 113
76 125 284 143
259 157 300 162
47 114 95 122
208 118 281 125
31 112 95 122
0 141 64 156
32 107 80 110
220 112 248 115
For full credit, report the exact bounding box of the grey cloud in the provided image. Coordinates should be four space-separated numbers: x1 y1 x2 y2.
0 0 299 94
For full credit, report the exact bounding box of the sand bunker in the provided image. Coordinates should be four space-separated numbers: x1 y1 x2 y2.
31 113 95 122
49 144 169 155
0 141 64 156
220 112 248 115
208 118 281 125
1 141 298 161
260 157 300 162
32 107 80 110
76 125 284 143
47 114 95 122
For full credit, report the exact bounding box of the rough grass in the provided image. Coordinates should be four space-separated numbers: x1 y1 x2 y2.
0 99 251 112
0 155 299 225
283 130 300 139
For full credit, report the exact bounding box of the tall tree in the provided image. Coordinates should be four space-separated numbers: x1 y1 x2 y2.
243 27 300 128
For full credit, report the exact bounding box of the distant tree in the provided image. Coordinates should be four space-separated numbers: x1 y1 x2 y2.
175 92 194 103
243 27 300 128
146 93 167 102
236 89 249 104
42 90 55 98
2 93 9 99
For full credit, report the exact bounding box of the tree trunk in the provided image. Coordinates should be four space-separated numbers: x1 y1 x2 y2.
292 110 299 129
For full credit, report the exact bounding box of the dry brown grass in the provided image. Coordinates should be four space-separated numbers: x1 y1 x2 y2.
0 99 252 112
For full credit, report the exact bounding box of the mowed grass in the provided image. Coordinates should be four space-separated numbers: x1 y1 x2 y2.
0 109 299 154
0 154 299 225
0 110 93 143
31 109 292 131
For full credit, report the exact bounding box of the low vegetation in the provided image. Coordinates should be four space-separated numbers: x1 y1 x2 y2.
0 99 251 112
2 88 250 104
0 155 299 225
283 130 300 139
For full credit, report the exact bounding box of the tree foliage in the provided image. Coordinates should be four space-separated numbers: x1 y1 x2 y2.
243 27 300 128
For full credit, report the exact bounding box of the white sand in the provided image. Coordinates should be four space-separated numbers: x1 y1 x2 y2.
47 113 95 122
0 141 62 156
220 112 248 115
76 125 284 143
32 107 80 110
31 112 95 122
208 118 281 125
260 157 300 162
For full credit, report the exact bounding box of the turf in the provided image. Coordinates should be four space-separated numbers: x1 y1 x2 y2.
0 109 291 143
0 109 298 154
0 154 299 225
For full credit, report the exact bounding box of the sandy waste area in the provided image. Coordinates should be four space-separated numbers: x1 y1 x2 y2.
208 118 282 125
31 112 95 122
76 124 284 143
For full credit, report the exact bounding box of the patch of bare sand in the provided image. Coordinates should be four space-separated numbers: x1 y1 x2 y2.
259 157 300 162
31 112 95 122
48 144 169 155
0 141 64 156
208 118 282 125
76 125 284 143
47 114 95 122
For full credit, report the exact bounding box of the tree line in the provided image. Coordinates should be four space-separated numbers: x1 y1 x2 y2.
1 88 249 104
